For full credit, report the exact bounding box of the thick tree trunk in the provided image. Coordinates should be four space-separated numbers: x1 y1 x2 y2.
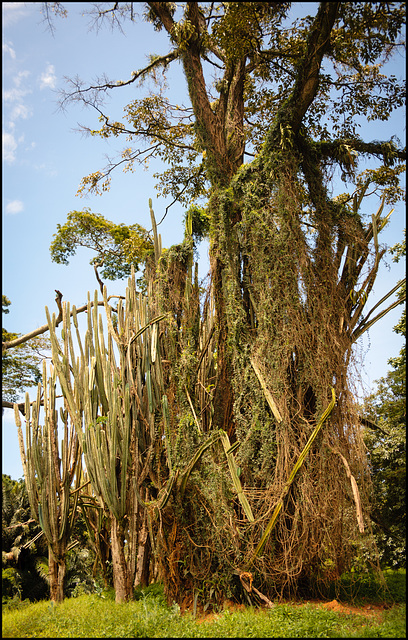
48 546 65 603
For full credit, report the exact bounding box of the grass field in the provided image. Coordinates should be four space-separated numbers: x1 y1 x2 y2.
2 570 406 638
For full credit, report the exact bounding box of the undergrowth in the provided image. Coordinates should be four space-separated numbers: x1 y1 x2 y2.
2 572 406 638
326 568 406 605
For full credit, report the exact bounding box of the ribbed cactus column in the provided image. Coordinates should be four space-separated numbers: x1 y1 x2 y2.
44 269 168 602
14 361 81 603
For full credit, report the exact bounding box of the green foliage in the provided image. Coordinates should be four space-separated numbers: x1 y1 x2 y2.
362 235 406 569
49 209 153 281
2 475 49 603
211 3 289 62
184 203 210 244
2 297 51 403
64 547 96 598
327 569 406 605
69 3 405 203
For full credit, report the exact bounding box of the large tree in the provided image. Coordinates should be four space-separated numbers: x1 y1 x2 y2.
11 1 406 605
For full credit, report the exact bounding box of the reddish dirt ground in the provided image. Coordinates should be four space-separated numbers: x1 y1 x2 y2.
307 598 389 620
191 597 390 624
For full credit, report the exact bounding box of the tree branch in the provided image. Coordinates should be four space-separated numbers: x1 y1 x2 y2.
59 50 179 109
2 292 124 352
350 281 406 343
285 1 340 133
359 416 390 437
94 261 105 295
3 395 64 417
317 139 406 164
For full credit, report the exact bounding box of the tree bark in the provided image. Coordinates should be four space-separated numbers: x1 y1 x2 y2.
110 517 132 602
134 508 151 589
48 546 66 603
284 2 340 133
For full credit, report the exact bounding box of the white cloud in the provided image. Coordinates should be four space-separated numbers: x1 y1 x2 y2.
2 42 16 59
3 70 32 157
10 103 32 122
3 71 31 103
39 64 57 90
3 87 26 102
5 200 24 215
2 3 32 27
2 131 17 163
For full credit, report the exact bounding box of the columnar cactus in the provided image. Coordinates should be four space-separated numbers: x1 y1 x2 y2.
14 361 81 602
15 201 260 605
43 264 170 601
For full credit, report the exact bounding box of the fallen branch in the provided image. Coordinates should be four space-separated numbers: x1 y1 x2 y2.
238 571 274 608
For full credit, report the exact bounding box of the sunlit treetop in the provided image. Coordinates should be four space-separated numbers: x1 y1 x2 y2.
49 209 153 281
48 2 404 208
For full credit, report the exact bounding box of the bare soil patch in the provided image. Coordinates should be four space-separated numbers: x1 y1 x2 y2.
193 597 390 624
312 598 389 620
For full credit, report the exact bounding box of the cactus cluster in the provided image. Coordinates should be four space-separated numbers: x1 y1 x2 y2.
15 203 265 603
14 361 81 602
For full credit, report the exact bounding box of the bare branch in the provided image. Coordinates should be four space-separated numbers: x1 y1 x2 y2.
40 2 68 37
3 395 63 417
59 50 180 110
2 292 125 352
350 279 406 343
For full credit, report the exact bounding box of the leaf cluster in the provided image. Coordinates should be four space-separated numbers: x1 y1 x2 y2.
362 235 406 568
2 297 51 403
49 209 154 281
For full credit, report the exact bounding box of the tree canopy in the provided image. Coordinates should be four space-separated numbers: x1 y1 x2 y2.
54 2 405 206
49 209 153 283
2 296 51 405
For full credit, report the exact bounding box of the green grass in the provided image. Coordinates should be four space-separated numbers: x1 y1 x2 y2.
2 572 406 638
2 595 405 638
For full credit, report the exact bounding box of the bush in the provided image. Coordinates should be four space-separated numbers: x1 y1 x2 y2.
327 569 406 604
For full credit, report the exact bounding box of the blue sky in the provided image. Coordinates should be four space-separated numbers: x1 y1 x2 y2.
2 2 406 480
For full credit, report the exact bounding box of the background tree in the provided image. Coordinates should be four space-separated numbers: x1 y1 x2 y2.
2 296 51 406
14 1 406 605
49 209 153 287
362 232 406 569
2 475 49 603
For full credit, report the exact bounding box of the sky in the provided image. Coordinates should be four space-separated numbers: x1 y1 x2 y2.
2 2 406 480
